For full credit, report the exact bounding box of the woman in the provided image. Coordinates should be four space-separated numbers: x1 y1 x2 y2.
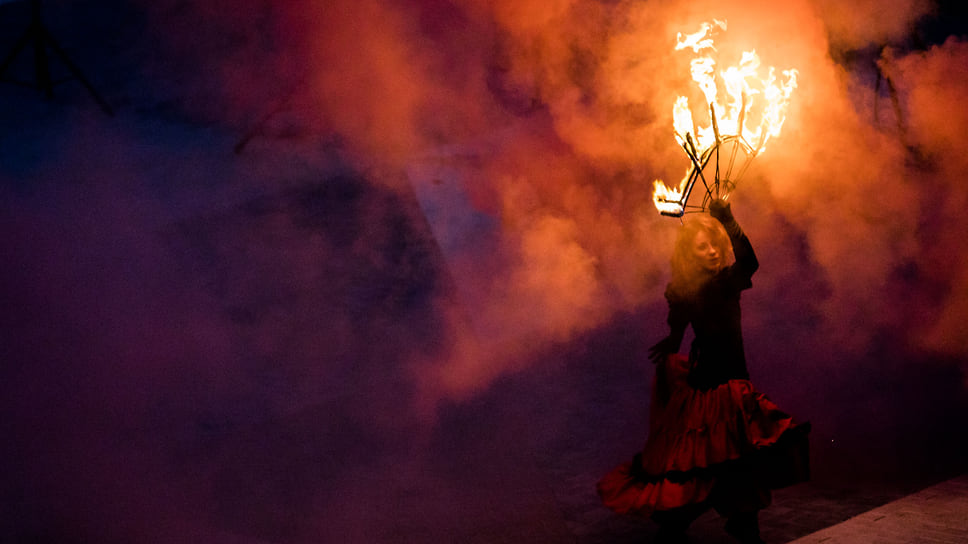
597 200 810 543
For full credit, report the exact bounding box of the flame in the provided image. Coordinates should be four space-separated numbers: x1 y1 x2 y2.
675 20 727 54
652 173 689 216
672 96 693 146
653 20 798 215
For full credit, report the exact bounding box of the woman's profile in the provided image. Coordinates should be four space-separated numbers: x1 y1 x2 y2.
597 199 810 543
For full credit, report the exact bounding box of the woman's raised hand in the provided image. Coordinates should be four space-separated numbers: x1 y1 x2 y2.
709 199 734 224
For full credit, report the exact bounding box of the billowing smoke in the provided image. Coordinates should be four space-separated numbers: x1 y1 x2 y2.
31 0 966 426
161 0 965 403
813 0 934 51
2 0 967 541
887 37 968 358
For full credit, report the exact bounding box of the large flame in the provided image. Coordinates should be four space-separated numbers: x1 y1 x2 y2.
653 20 798 215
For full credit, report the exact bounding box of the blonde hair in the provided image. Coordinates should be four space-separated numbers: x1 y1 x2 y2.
667 215 731 298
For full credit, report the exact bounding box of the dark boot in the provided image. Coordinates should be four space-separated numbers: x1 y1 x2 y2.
652 503 705 543
724 511 764 544
654 524 690 543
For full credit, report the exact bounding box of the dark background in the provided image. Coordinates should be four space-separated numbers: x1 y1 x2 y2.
2 1 966 542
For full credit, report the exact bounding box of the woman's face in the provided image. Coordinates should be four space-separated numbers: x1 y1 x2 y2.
691 229 722 274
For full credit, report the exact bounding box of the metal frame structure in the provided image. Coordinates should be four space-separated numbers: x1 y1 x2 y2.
0 0 113 115
656 133 757 217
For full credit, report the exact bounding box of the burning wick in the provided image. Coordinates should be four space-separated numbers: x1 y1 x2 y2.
653 20 798 217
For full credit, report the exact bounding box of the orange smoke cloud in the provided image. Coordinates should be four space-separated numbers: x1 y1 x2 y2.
138 0 968 405
811 0 935 51
299 0 481 162
409 131 666 404
888 37 968 358
402 0 968 404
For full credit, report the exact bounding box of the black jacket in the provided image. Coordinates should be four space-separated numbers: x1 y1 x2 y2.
664 218 759 389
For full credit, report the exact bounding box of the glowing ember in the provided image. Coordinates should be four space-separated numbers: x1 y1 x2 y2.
653 20 798 217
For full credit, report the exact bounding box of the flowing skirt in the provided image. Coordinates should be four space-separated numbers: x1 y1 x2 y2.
597 354 810 517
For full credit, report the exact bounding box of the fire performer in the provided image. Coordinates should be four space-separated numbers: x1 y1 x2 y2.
597 199 810 543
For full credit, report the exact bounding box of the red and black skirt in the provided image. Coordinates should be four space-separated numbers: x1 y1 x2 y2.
597 354 810 517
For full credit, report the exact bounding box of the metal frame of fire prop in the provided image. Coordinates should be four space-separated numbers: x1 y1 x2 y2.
0 0 113 115
653 20 797 218
656 120 755 217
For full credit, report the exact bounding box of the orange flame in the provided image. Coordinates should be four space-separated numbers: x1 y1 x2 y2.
652 169 691 216
654 20 798 215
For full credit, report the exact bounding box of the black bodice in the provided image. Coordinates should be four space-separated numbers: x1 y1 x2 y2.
665 219 759 389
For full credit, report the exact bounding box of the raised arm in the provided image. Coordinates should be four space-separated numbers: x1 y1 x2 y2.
709 199 758 281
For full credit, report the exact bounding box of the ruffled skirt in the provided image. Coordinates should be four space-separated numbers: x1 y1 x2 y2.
597 354 810 517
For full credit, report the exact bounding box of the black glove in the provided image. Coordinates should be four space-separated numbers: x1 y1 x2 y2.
708 198 734 224
648 336 677 365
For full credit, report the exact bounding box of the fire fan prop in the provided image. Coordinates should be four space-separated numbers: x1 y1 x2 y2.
653 20 797 217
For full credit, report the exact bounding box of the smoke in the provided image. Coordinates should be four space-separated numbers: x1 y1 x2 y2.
398 0 968 402
812 0 935 51
0 133 235 542
887 36 968 359
0 110 446 541
121 0 968 401
2 0 968 540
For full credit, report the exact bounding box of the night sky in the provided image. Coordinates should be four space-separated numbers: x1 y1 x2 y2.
2 0 967 542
